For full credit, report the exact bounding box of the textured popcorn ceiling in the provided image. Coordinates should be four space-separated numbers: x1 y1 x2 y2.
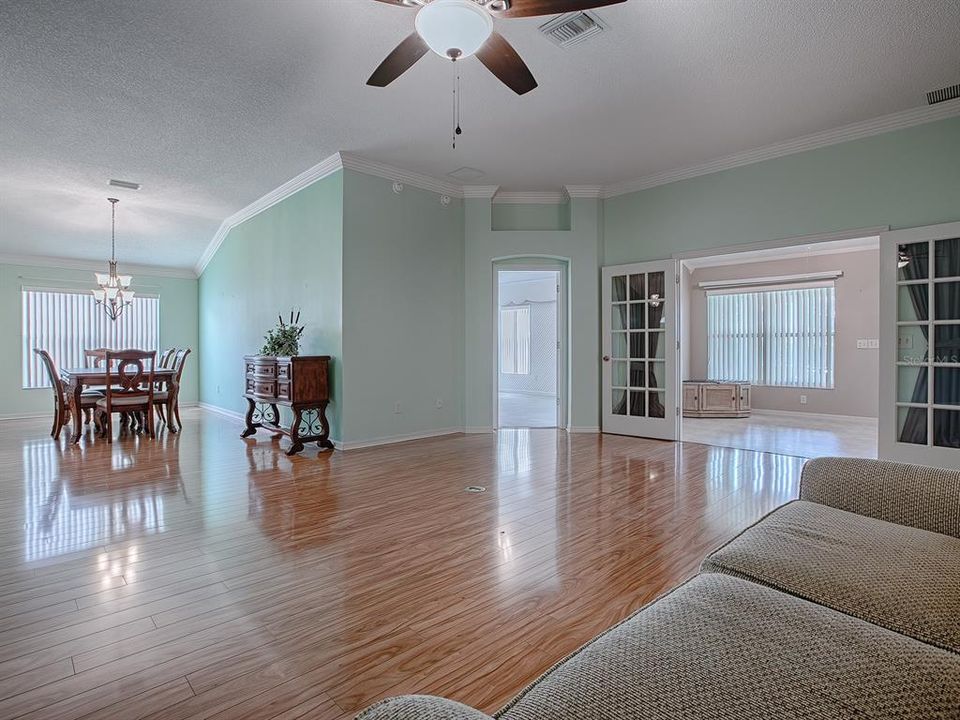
1 0 959 270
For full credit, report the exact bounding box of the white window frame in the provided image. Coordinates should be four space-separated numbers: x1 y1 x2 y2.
707 284 836 389
22 286 161 389
499 305 531 376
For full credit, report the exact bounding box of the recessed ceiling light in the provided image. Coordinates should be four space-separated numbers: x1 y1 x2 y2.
108 179 141 190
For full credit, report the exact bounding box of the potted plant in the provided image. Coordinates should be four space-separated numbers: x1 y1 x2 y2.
261 310 304 357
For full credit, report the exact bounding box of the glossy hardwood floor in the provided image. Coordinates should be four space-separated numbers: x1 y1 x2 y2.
0 409 803 719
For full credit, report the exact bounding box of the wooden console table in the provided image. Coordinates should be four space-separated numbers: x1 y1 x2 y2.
241 355 334 455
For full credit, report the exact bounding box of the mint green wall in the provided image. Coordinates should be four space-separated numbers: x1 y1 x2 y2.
341 170 465 444
604 116 960 264
0 262 198 419
198 172 344 439
492 203 570 231
465 197 601 431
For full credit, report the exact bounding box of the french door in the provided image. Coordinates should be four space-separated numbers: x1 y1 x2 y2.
880 220 960 467
601 261 678 440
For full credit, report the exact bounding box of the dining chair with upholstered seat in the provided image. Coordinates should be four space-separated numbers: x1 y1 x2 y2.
96 349 157 443
33 349 102 440
84 347 110 368
154 348 191 432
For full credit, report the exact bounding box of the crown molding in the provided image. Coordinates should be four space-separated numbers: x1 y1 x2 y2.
462 185 500 199
493 191 567 204
339 152 463 198
194 152 344 275
0 252 197 279
564 185 603 198
603 98 960 199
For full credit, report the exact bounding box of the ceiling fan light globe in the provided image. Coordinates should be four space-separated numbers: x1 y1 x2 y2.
415 0 493 60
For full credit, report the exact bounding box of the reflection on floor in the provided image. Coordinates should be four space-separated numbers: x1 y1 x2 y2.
0 411 804 718
682 410 878 458
498 391 557 428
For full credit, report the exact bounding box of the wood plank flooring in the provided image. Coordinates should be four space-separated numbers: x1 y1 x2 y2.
0 409 803 719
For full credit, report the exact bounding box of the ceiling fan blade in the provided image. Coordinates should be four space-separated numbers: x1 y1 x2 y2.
367 32 430 87
492 0 627 18
475 32 538 95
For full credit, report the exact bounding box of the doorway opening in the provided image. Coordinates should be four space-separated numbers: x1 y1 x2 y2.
497 269 561 428
677 234 881 458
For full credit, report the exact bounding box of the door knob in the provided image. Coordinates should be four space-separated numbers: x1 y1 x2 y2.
602 355 610 362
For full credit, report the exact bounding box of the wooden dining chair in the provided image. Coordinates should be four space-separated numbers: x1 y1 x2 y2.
96 349 157 443
33 349 101 440
158 347 177 369
84 348 109 367
154 348 191 432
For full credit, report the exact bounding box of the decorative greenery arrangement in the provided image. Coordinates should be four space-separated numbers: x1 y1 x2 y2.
261 309 304 357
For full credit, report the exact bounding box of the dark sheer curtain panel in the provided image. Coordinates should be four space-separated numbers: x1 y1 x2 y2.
898 244 929 444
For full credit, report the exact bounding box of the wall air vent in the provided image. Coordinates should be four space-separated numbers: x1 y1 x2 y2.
539 11 607 48
927 83 960 105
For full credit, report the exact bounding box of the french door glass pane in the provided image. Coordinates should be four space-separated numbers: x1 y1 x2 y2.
934 409 960 447
629 332 644 359
629 391 645 416
898 285 928 322
612 276 627 302
897 406 927 445
934 325 960 364
648 391 666 418
648 301 665 329
934 282 960 320
897 325 928 363
934 368 960 405
647 271 665 300
612 361 627 387
648 331 665 360
898 242 928 281
612 333 628 358
612 305 626 331
897 366 927 403
612 389 627 415
934 238 960 278
629 361 644 388
648 361 665 389
629 303 644 330
629 274 645 300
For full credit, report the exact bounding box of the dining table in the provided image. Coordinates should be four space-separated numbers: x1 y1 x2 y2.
60 367 177 444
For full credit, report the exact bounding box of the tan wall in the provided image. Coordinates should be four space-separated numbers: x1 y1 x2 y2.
685 248 879 418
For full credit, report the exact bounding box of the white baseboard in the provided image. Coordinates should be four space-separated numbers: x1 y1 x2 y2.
338 427 463 451
499 389 556 398
198 402 246 422
751 408 878 422
568 426 600 433
0 411 51 422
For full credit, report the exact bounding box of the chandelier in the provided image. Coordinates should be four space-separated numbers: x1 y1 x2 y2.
93 197 134 320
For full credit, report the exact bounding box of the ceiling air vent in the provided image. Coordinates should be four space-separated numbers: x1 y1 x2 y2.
108 179 141 190
927 83 960 105
539 11 607 48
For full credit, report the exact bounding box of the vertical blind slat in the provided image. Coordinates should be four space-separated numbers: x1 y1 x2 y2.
22 289 160 389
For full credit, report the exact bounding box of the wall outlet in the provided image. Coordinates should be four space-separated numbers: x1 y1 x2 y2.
867 338 880 349
394 402 401 414
799 395 808 405
856 339 867 349
898 336 913 349
435 398 443 409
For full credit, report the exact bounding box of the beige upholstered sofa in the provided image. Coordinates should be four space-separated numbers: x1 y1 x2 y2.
356 457 960 719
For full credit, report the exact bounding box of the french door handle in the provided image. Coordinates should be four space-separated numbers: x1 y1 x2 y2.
602 355 610 362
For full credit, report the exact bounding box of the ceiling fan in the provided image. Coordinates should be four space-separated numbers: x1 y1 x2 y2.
368 0 627 95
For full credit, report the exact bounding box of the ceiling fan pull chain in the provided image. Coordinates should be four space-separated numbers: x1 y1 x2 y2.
452 62 463 149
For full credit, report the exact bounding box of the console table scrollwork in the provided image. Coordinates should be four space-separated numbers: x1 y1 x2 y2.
241 355 333 455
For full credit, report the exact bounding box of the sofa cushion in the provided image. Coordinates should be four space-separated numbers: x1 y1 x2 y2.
497 574 960 720
701 499 960 653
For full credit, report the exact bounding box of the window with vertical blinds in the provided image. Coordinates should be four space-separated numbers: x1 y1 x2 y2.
500 306 530 375
707 286 835 388
22 288 160 389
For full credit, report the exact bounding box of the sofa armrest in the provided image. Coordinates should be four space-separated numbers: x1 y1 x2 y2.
799 457 960 538
355 695 494 720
